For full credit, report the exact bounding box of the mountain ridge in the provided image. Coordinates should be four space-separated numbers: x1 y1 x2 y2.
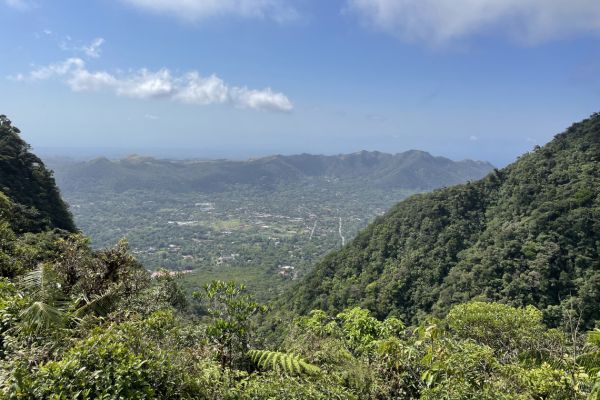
47 150 494 194
288 112 600 328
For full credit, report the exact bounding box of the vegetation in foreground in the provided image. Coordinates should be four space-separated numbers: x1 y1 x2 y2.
1 244 598 399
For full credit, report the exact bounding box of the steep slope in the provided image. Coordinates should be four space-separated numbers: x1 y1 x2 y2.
0 115 75 232
48 150 493 194
289 112 600 327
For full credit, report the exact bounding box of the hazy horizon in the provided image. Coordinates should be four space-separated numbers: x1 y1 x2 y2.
2 1 600 168
34 145 499 165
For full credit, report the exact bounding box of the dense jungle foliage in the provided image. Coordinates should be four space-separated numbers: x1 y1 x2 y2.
0 116 75 234
0 115 598 398
290 112 600 329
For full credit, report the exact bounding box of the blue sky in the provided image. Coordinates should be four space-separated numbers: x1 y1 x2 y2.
1 0 600 165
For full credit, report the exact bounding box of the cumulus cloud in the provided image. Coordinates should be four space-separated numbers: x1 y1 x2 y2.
121 0 298 23
175 73 229 105
347 0 600 45
231 87 293 112
14 58 293 112
117 69 176 99
68 69 118 92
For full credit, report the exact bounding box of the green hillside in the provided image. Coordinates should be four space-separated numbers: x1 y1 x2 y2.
290 112 600 328
0 115 75 233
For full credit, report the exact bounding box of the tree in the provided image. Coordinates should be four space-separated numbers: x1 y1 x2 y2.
195 280 267 369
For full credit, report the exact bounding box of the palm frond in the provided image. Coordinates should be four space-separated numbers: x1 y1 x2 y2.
73 291 118 318
18 301 65 333
19 264 61 303
21 266 44 291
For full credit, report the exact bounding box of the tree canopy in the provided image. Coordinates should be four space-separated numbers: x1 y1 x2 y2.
0 115 75 233
289 112 600 328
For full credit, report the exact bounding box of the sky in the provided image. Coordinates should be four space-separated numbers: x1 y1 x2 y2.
1 0 600 166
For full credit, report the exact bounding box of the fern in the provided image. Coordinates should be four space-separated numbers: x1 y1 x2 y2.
248 349 321 376
578 329 600 374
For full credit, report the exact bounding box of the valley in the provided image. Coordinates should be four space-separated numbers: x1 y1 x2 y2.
60 183 414 300
48 151 493 301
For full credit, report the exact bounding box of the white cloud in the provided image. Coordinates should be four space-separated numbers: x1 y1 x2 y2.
347 0 600 45
81 37 105 58
60 37 106 59
117 69 176 99
469 135 478 141
121 0 298 23
15 58 293 112
68 69 118 92
231 87 293 112
23 58 85 81
175 73 229 105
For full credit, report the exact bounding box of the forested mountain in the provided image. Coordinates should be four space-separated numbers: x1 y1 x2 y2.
1 115 599 399
0 115 75 233
290 113 600 328
48 150 493 193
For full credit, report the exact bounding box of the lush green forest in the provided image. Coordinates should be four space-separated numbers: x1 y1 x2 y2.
46 151 492 302
0 115 75 234
290 112 600 329
0 114 599 399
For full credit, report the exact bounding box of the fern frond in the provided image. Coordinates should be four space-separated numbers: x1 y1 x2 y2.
577 329 600 373
285 358 294 374
578 351 600 373
248 349 321 376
